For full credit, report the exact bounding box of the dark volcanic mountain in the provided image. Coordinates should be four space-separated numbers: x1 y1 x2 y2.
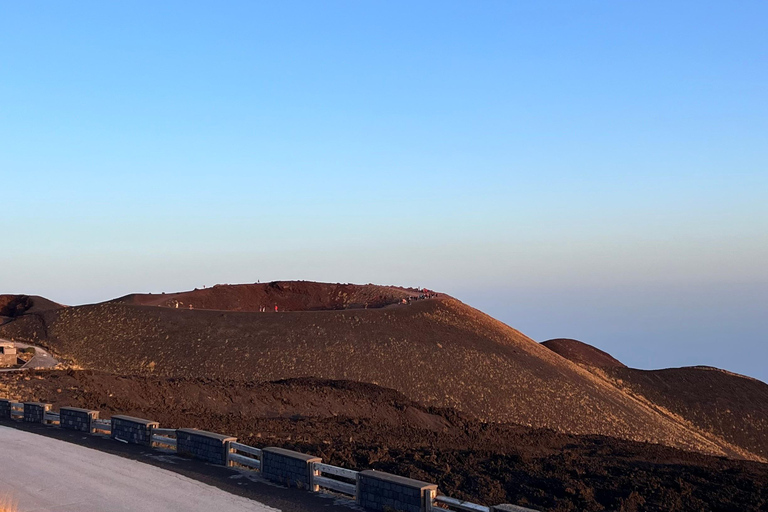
0 281 761 463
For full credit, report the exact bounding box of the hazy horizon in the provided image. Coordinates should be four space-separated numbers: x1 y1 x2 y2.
2 2 766 381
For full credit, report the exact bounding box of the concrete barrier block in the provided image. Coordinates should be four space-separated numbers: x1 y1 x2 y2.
110 415 159 446
261 447 322 489
60 407 99 432
0 399 12 420
357 470 437 512
176 428 237 465
23 402 51 423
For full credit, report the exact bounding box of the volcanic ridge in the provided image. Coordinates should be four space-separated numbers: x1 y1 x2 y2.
1 281 767 511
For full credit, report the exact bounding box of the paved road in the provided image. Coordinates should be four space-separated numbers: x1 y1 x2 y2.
0 339 59 372
15 341 59 369
0 426 277 512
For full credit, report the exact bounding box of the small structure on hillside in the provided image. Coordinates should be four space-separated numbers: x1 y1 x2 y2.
0 343 18 367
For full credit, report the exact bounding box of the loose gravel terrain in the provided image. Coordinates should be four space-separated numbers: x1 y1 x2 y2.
2 370 768 512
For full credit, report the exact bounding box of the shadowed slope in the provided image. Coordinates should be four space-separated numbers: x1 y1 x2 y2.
542 338 627 368
542 337 768 461
0 289 758 461
601 366 768 460
0 295 63 317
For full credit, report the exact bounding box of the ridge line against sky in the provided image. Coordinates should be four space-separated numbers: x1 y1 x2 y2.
1 1 766 381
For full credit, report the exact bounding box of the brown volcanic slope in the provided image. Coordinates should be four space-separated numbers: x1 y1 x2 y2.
0 282 760 461
602 366 768 461
109 281 417 311
541 338 627 368
542 338 768 461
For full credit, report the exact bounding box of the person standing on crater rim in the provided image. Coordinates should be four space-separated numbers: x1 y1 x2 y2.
274 304 278 312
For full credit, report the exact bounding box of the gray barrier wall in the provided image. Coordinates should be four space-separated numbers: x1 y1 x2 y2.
262 447 322 489
357 470 437 512
111 415 158 446
0 398 539 512
23 402 51 423
176 428 236 465
0 399 11 419
60 407 99 432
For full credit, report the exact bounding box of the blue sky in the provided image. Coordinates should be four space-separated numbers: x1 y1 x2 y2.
1 2 766 380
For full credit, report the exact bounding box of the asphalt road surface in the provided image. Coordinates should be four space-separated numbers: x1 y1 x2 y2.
0 339 59 372
17 342 59 369
0 426 278 512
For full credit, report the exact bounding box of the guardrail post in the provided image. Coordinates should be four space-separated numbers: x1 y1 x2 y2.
309 461 321 492
425 488 436 512
225 440 234 467
356 471 362 504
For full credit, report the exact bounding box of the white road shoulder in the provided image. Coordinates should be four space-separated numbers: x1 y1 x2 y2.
0 426 278 512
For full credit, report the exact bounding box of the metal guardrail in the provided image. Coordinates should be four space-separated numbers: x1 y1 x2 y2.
44 412 60 425
227 442 262 470
0 400 532 512
91 419 111 434
314 462 358 480
230 442 261 458
435 496 491 512
152 434 177 448
10 403 23 419
228 452 260 469
313 475 357 496
312 462 358 497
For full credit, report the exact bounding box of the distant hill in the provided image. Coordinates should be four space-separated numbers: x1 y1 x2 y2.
541 337 768 460
0 294 64 318
600 366 768 460
0 281 760 462
542 338 627 368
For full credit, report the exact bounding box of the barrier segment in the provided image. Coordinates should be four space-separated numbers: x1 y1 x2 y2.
23 403 51 424
0 397 539 512
491 505 540 512
60 407 99 432
110 415 159 446
0 399 12 420
357 470 437 512
176 429 236 465
261 447 322 489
